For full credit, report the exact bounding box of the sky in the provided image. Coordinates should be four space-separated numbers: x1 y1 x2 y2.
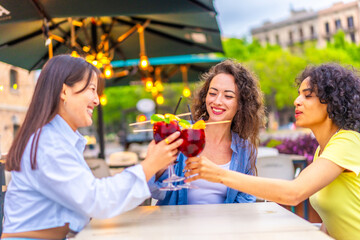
214 0 355 38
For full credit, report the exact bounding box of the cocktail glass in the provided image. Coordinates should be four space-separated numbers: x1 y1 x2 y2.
153 120 184 191
178 128 205 189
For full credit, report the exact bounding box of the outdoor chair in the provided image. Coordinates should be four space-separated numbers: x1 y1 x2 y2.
5 170 11 186
85 158 111 179
128 143 148 160
257 146 279 158
256 154 295 180
108 151 139 168
256 154 304 216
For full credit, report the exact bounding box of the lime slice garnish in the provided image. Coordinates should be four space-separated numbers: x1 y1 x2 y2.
150 114 165 124
179 119 191 129
164 113 181 122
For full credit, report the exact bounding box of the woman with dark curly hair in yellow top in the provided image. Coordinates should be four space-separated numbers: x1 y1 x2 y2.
149 59 265 205
185 63 360 240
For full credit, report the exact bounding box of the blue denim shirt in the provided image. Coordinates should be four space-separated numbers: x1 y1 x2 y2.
4 115 150 233
149 131 256 205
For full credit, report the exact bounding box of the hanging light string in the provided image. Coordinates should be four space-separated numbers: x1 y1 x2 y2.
181 65 191 97
43 17 152 87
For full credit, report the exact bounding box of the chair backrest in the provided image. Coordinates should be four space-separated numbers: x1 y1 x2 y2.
256 154 295 180
4 171 11 186
0 155 6 235
128 143 148 160
109 151 138 168
257 147 279 158
85 158 111 179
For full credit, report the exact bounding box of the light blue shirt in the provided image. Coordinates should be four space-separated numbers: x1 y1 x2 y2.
4 115 150 233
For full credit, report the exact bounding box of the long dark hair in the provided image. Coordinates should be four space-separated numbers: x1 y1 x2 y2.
6 55 103 171
192 59 265 175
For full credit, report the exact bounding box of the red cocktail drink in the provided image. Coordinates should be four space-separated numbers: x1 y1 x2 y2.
152 117 184 188
179 129 205 157
153 121 180 143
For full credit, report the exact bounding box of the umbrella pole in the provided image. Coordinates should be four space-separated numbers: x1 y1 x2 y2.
97 104 105 160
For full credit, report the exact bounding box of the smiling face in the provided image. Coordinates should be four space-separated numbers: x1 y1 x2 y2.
59 72 99 131
205 73 238 122
294 77 328 129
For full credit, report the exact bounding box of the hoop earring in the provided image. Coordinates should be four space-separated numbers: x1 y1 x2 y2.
64 99 67 107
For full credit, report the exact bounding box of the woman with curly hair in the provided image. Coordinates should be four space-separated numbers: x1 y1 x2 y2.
185 63 360 239
149 59 265 205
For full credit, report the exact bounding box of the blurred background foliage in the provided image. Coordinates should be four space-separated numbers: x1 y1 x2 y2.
99 30 360 133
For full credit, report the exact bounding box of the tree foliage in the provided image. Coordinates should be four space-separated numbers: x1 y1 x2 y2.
100 31 360 132
222 31 360 111
99 83 194 132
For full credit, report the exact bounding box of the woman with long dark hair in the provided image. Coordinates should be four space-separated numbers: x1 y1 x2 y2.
2 55 182 239
150 59 265 205
185 63 360 239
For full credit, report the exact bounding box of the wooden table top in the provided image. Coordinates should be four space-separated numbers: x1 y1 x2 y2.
74 202 333 240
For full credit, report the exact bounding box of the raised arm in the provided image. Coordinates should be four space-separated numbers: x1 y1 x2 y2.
185 156 344 205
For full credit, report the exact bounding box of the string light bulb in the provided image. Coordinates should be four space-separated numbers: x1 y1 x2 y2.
139 55 149 70
0 85 4 91
103 65 113 79
151 87 158 97
71 51 79 58
154 80 164 92
83 46 90 52
136 114 147 122
156 94 164 105
138 24 150 71
100 94 108 106
145 78 153 92
183 87 191 98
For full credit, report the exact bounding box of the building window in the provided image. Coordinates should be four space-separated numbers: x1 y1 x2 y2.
13 124 20 138
310 25 315 38
325 22 330 34
10 69 19 91
275 34 280 45
350 32 356 43
335 19 342 30
299 28 304 42
289 31 293 44
348 16 354 29
12 115 20 138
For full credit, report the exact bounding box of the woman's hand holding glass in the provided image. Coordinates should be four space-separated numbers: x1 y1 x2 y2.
141 131 183 181
184 156 225 184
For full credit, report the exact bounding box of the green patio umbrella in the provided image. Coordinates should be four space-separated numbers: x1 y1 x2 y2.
0 0 223 158
0 0 223 70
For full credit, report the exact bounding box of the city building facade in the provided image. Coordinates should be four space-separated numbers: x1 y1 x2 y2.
251 1 360 48
0 62 36 154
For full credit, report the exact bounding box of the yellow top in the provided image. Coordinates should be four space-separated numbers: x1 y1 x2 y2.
310 130 360 240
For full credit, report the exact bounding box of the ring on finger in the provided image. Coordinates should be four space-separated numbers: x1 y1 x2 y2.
165 138 170 144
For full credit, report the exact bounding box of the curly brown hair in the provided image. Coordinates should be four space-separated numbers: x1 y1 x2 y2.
192 59 265 175
296 63 360 131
